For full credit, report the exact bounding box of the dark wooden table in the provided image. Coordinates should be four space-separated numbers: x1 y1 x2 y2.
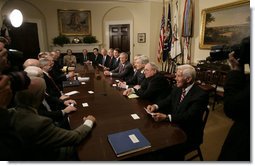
64 64 186 161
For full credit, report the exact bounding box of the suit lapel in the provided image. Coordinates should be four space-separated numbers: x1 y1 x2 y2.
175 86 196 113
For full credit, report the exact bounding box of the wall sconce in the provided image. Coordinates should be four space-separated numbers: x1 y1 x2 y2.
9 9 23 28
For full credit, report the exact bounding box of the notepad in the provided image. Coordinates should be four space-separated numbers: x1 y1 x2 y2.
108 128 151 157
77 77 90 82
64 91 79 96
128 93 139 99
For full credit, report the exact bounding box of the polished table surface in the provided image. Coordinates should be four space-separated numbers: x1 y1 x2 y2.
64 64 186 160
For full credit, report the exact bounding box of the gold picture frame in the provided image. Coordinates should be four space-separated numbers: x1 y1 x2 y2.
58 9 91 36
200 0 250 49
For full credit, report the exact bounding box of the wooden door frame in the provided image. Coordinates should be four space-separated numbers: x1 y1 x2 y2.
104 20 134 63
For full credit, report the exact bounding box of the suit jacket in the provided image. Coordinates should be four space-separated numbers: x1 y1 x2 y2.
111 61 134 81
157 84 209 147
78 54 89 65
43 72 62 98
126 68 145 87
102 55 111 68
48 61 67 90
112 57 120 70
90 54 103 66
108 57 116 70
134 72 171 103
8 106 92 160
38 95 70 129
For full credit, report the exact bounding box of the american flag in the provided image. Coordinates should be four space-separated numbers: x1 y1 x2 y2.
157 0 165 62
163 2 172 62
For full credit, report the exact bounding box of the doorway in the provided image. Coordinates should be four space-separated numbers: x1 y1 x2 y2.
105 21 133 61
109 24 130 55
10 22 40 60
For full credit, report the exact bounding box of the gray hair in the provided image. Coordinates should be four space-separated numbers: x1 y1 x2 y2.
120 52 128 59
38 57 50 68
148 62 159 71
176 64 196 82
136 55 149 65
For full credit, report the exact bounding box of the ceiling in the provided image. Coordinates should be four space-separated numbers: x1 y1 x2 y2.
51 0 161 3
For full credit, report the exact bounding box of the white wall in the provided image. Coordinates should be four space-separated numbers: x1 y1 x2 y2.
0 0 247 67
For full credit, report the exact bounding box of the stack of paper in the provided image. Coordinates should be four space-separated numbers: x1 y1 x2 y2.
77 77 90 82
128 94 139 99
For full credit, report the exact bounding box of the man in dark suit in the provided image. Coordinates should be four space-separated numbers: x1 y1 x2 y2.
118 54 148 89
99 48 111 68
146 64 209 150
123 62 171 103
104 52 134 81
90 48 103 66
104 48 116 71
111 48 121 70
48 51 74 91
9 77 96 160
39 56 69 101
78 49 90 65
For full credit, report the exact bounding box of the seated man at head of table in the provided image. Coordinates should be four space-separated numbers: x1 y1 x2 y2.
104 52 134 82
123 62 171 103
118 54 149 89
8 76 96 160
146 64 209 157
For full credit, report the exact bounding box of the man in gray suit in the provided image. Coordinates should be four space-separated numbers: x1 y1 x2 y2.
104 52 134 81
9 77 96 160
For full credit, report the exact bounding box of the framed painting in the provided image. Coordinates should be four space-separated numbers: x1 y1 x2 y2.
200 0 250 49
137 33 146 43
58 9 91 36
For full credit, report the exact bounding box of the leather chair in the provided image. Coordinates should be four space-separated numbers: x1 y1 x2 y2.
185 106 210 161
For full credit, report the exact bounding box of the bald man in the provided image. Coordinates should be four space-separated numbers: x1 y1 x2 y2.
9 77 96 160
23 58 40 69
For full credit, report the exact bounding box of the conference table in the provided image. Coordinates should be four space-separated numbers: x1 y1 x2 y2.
63 64 187 161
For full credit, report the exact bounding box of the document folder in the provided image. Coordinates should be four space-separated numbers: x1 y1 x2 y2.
108 128 151 157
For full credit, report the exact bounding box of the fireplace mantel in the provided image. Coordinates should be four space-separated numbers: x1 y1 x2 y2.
50 43 102 53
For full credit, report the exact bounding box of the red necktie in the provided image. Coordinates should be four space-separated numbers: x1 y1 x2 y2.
179 89 186 103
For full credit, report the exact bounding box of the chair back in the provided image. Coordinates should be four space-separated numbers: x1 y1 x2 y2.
202 106 210 131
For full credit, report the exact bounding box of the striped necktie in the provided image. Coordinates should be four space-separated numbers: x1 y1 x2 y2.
119 64 124 73
179 89 186 103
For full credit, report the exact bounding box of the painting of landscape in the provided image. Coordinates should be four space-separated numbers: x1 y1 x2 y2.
200 0 250 49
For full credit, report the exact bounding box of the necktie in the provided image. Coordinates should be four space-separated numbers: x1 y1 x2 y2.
119 64 124 73
179 89 186 103
102 57 106 65
42 99 52 112
46 72 62 96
